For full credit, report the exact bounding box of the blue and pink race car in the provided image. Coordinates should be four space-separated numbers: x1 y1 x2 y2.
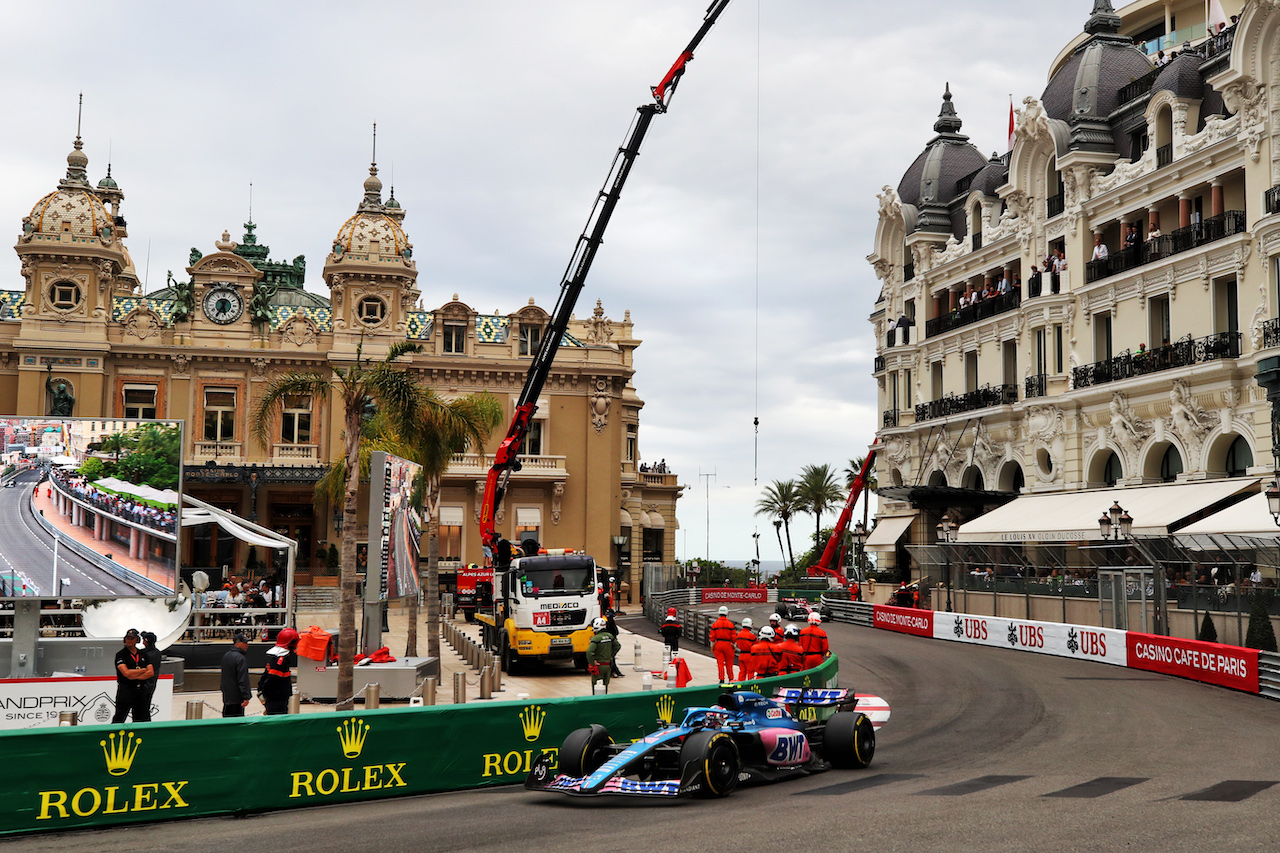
525 688 887 799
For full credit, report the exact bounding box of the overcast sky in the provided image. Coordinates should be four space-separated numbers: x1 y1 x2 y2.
0 1 1085 563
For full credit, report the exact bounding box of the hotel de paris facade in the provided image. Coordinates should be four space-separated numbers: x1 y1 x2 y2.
867 0 1280 569
1 135 680 600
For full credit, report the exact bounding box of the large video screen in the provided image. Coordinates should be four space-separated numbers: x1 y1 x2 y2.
368 450 423 600
0 417 183 598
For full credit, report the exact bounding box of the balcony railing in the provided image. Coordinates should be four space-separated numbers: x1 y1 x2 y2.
903 262 915 282
1118 66 1162 105
874 356 886 372
1263 318 1280 350
1025 373 1048 399
1201 24 1236 61
1046 192 1065 219
1085 211 1246 284
271 444 320 463
1071 331 1241 389
1156 143 1173 168
914 384 1017 423
193 441 242 461
971 232 982 251
1266 185 1280 216
924 289 1021 338
883 410 898 428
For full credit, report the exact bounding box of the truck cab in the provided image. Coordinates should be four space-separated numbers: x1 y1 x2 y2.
477 552 600 673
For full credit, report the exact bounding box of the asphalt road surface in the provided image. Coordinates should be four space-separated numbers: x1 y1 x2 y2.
0 471 138 597
12 604 1280 852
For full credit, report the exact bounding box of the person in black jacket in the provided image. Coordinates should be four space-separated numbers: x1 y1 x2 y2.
604 609 625 678
258 627 298 715
111 629 153 723
660 608 682 654
220 632 251 717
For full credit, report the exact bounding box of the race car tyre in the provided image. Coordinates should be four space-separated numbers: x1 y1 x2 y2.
680 731 740 798
560 724 613 777
822 711 875 769
500 634 521 676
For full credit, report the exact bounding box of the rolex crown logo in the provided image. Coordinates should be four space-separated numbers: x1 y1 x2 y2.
656 694 675 724
802 675 812 688
101 730 142 777
337 718 370 759
519 705 546 742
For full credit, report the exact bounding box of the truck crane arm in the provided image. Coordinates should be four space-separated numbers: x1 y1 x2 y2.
808 443 878 587
479 1 733 559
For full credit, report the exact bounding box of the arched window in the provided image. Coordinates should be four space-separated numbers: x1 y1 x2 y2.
1102 452 1122 486
1160 445 1183 483
1225 436 1252 477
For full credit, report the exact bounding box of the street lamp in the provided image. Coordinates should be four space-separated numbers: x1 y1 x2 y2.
1097 501 1133 540
851 520 868 586
936 513 958 612
1267 476 1280 527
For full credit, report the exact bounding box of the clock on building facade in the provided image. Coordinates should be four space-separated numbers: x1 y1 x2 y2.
202 285 244 324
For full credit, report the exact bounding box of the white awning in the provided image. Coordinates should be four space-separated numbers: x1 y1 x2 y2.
1177 491 1280 538
516 506 541 526
956 479 1259 543
439 505 465 527
646 511 666 530
866 516 913 548
619 508 633 528
181 508 291 550
639 510 652 528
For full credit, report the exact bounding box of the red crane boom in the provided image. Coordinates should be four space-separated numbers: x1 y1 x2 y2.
808 443 878 587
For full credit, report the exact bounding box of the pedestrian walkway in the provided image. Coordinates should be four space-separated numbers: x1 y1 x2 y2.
30 485 173 590
173 599 722 719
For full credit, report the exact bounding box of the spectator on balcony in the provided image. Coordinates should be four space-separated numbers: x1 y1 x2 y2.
996 275 1010 296
895 313 913 344
1147 222 1161 241
1027 266 1042 296
1156 49 1168 66
1053 250 1067 273
1091 233 1109 261
1124 223 1139 249
959 285 975 309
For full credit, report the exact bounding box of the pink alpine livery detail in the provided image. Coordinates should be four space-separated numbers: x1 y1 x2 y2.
760 729 810 766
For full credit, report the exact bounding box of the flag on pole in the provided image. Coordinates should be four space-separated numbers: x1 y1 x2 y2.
1207 0 1229 35
1007 96 1015 151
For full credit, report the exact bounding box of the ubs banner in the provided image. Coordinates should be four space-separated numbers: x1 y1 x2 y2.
0 658 837 836
931 613 1127 667
0 676 174 730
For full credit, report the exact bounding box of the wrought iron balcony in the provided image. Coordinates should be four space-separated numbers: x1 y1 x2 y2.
1118 66 1161 105
1085 211 1246 284
914 384 1017 423
1156 143 1173 168
1071 331 1241 389
1266 185 1280 216
971 231 982 251
1046 192 1065 219
903 262 915 282
1025 373 1048 399
924 289 1021 338
883 409 898 428
1263 317 1280 350
874 355 886 372
1201 24 1236 61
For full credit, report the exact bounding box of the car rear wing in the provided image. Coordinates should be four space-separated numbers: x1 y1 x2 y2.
773 687 854 709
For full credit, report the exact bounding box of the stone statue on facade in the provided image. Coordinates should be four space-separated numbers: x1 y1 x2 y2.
46 364 74 416
249 280 278 326
169 273 196 323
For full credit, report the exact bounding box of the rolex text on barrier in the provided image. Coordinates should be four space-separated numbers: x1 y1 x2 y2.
700 588 768 603
0 657 837 836
871 604 934 637
933 613 1127 667
1126 632 1259 693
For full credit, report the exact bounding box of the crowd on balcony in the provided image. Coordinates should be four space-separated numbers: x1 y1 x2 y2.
639 459 669 473
50 468 177 535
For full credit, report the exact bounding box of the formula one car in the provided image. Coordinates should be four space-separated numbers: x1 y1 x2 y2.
776 598 831 623
525 688 880 799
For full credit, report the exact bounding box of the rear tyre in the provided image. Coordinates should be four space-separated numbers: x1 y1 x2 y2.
500 634 521 675
822 711 875 769
679 731 740 798
559 724 613 777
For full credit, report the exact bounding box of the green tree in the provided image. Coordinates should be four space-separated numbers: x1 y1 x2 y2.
756 479 801 571
797 463 843 560
251 340 424 711
1245 590 1278 652
78 457 107 481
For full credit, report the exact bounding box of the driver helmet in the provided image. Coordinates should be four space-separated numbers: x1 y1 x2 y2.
717 605 729 616
741 617 753 628
808 612 822 624
784 625 800 639
758 626 775 640
592 617 608 631
768 613 781 625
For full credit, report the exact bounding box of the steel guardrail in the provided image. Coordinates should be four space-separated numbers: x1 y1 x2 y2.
820 594 874 627
1260 651 1280 701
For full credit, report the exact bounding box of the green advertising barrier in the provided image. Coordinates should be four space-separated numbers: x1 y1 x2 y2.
1 656 837 836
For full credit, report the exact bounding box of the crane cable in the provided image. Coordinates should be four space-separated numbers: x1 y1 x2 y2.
753 0 761 487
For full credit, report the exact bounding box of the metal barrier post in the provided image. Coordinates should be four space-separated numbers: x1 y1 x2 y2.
492 657 503 692
185 701 203 720
479 666 492 699
364 683 380 710
633 640 644 671
288 694 301 715
58 711 78 726
423 676 437 705
453 671 467 704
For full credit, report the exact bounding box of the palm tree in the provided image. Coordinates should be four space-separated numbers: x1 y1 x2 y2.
755 479 801 571
797 463 843 554
251 340 424 712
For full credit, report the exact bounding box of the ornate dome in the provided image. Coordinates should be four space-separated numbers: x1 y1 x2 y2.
1151 53 1205 101
23 136 116 241
332 210 410 258
896 85 988 233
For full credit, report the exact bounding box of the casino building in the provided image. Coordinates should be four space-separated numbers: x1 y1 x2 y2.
867 1 1280 580
1 134 680 601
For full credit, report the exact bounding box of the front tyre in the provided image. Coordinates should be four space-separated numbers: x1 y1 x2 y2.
680 731 740 798
500 634 521 675
559 724 613 777
822 711 875 769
